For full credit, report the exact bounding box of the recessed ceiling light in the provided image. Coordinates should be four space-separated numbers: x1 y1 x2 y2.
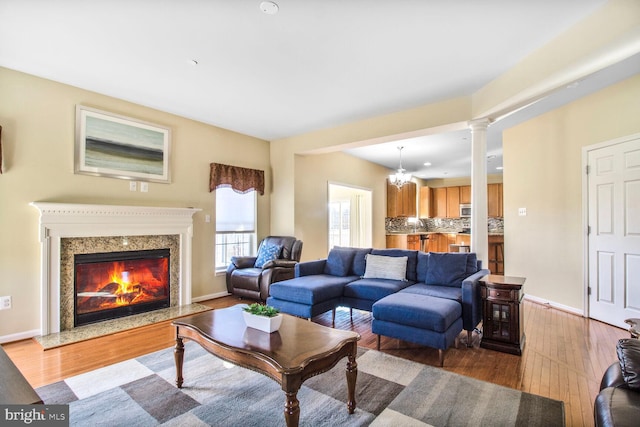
487 155 496 160
189 59 198 66
423 162 432 166
259 1 279 14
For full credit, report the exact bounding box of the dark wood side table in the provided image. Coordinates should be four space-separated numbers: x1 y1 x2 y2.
479 275 526 355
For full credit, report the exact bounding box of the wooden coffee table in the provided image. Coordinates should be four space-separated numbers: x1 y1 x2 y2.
172 305 360 427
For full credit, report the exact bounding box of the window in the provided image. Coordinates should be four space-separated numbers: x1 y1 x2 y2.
328 183 372 249
215 187 256 271
329 200 350 248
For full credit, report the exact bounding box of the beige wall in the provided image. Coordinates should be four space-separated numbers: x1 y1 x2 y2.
503 73 640 311
0 67 270 339
270 97 472 236
294 152 390 261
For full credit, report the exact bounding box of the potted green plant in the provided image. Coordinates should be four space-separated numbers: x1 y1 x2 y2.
242 303 283 333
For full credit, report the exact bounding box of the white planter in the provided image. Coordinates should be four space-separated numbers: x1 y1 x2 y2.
242 311 283 333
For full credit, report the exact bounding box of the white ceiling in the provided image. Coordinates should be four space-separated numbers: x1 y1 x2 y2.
3 0 635 179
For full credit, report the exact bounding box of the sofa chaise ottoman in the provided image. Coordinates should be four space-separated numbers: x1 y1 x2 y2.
267 246 489 363
372 292 463 366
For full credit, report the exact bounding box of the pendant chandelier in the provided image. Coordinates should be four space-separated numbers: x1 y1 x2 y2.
389 146 412 188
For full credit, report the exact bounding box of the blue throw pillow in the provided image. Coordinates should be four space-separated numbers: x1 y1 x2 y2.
324 248 355 276
425 252 469 287
254 244 282 268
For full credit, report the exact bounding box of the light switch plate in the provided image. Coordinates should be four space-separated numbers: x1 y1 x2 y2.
518 207 527 216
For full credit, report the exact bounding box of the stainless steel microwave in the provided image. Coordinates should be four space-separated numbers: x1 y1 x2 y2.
460 204 472 217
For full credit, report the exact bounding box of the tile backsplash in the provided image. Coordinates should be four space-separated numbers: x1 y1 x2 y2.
386 217 504 233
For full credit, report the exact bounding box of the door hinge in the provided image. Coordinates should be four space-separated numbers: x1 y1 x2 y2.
587 225 591 235
588 287 591 295
586 165 590 175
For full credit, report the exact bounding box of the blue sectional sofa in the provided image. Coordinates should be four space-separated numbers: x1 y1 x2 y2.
267 247 489 365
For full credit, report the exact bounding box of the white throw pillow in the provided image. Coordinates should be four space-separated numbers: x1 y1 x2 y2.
362 254 408 281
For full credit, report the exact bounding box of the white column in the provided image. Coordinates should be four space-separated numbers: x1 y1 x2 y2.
469 119 491 269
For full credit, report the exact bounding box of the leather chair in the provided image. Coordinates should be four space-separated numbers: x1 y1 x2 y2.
595 338 640 426
226 236 303 301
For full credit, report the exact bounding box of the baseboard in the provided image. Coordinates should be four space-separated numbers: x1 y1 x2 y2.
0 295 231 344
191 291 230 303
0 329 40 345
524 294 584 316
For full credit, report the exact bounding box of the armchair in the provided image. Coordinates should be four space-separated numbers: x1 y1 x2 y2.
226 236 303 301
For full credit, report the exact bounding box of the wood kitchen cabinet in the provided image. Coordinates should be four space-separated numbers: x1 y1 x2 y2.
387 181 417 217
407 234 420 250
386 234 420 250
431 186 461 218
431 187 447 218
386 234 407 249
488 183 503 217
427 233 455 252
460 186 471 204
446 187 460 218
420 183 502 219
419 186 432 218
456 234 470 246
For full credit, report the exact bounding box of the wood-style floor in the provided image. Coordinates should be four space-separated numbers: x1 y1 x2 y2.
2 296 628 427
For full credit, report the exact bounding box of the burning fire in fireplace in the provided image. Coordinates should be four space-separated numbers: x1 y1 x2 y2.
74 249 170 326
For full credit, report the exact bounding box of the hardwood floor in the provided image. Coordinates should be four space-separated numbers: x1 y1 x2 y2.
2 297 628 426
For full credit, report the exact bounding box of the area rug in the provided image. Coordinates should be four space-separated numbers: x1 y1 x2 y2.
36 342 564 426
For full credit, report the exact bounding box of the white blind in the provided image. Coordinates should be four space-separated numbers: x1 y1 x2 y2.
215 187 256 232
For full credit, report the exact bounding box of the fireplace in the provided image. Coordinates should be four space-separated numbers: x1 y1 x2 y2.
74 249 171 326
31 202 200 335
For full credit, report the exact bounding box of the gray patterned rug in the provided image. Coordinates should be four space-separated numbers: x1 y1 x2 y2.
36 342 564 426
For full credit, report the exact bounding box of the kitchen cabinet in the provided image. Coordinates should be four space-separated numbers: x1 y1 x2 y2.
456 234 470 246
407 234 420 250
446 187 460 218
419 186 432 218
427 233 455 252
432 187 447 218
420 183 502 219
386 234 420 250
386 234 407 249
387 181 416 217
460 186 471 204
488 183 503 217
431 186 461 218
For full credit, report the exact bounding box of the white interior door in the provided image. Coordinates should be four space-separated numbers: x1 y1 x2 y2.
588 135 640 329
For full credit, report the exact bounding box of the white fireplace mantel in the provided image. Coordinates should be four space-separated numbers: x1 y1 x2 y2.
31 202 201 335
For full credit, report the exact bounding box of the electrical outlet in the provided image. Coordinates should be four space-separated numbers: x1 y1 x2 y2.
140 182 149 192
0 296 11 310
129 181 137 192
518 207 527 216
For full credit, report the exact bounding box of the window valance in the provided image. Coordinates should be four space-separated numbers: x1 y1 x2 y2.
209 163 264 195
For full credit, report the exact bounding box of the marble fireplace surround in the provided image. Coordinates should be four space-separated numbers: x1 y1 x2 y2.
31 202 200 336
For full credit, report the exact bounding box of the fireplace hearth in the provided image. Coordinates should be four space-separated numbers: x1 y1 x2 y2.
74 249 170 326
